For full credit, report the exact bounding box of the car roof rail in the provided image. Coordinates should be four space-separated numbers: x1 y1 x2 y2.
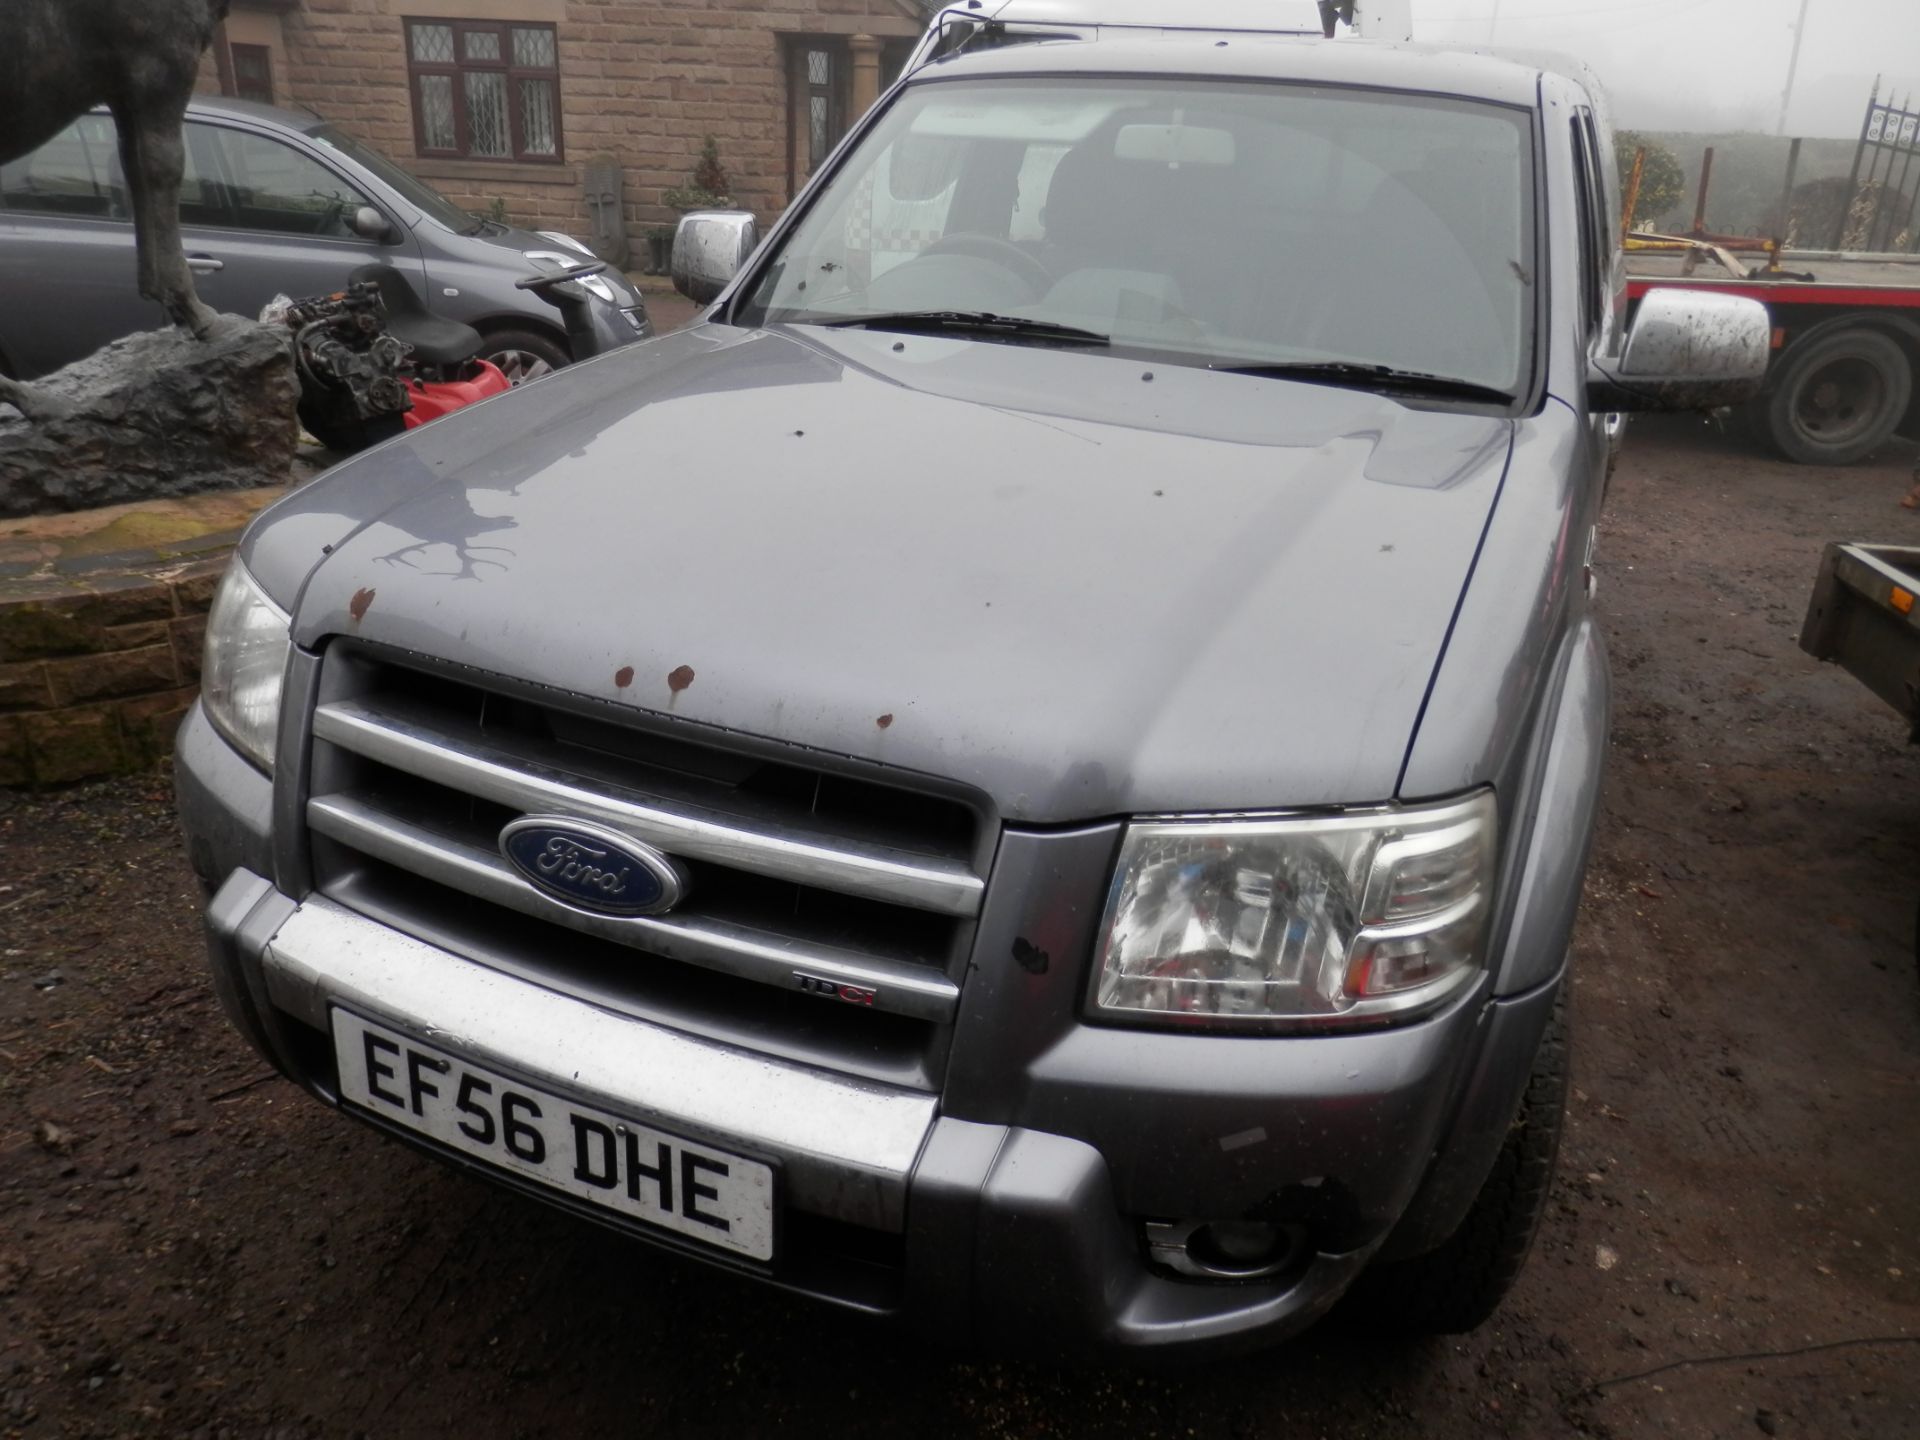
902 1 1364 79
903 5 1089 78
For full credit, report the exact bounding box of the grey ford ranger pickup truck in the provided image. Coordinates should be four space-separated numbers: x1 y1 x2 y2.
176 34 1768 1353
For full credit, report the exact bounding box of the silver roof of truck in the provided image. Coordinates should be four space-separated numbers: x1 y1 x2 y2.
911 30 1550 109
926 0 1330 33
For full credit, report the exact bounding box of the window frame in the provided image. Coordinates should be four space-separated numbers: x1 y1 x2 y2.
230 43 275 106
1580 109 1624 350
404 17 564 165
0 114 235 228
191 120 388 242
1569 109 1611 345
0 115 124 220
786 38 848 195
735 73 1545 409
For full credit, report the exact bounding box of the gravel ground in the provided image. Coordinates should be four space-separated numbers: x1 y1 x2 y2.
3 416 1919 1439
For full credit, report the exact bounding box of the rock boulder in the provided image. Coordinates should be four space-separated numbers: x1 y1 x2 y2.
0 318 297 518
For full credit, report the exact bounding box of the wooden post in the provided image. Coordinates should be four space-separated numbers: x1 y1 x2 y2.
1690 146 1715 238
1621 147 1646 242
1771 137 1802 265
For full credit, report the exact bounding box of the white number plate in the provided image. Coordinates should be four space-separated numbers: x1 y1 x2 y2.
331 1010 775 1261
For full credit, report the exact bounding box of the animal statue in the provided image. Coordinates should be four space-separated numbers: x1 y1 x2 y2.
0 0 228 418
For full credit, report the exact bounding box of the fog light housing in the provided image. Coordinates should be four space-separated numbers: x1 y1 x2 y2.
1144 1219 1306 1281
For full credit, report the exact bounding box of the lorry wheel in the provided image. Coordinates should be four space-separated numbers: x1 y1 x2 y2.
1341 987 1569 1336
1763 328 1912 466
481 328 571 385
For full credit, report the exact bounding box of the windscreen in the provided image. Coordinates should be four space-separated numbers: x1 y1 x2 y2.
737 78 1537 394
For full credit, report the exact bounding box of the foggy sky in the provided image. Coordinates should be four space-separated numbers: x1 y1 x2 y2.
1417 0 1920 137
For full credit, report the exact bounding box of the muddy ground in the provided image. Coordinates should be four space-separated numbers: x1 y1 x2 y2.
3 417 1920 1439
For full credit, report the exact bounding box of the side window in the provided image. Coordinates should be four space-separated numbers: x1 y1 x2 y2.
1582 112 1620 333
0 117 224 223
201 127 373 238
1569 115 1602 339
0 117 123 218
177 125 230 227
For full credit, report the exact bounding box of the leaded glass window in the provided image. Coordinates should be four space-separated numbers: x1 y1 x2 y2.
406 19 562 162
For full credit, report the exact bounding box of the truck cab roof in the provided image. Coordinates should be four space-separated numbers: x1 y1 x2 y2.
914 28 1552 111
910 0 1418 66
924 0 1331 36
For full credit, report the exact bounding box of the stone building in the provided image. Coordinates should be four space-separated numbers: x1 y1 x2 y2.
199 0 931 247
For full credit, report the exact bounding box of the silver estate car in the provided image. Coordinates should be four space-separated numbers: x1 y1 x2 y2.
176 32 1768 1352
0 95 649 384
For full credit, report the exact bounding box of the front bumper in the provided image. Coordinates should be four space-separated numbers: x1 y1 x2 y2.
199 866 1559 1355
180 704 1559 1355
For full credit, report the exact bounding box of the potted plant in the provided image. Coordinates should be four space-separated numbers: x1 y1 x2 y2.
662 135 734 215
644 224 676 276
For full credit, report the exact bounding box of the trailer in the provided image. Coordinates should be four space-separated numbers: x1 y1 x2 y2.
1628 252 1920 466
1624 91 1920 467
1801 542 1920 965
1804 542 1920 740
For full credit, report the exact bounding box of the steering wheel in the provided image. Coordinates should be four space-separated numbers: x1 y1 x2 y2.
918 233 1052 296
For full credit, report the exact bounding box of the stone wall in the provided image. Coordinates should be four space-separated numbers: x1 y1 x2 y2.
0 560 225 787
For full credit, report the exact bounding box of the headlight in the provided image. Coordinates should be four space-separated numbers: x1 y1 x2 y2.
201 560 291 774
1091 792 1495 1029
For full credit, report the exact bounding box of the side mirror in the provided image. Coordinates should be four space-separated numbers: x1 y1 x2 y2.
351 205 396 243
672 211 758 305
1589 289 1771 413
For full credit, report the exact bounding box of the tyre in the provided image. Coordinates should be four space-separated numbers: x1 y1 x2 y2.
479 327 571 386
1762 327 1912 466
1341 987 1570 1335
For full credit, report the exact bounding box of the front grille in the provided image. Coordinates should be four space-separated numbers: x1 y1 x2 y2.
304 643 994 1089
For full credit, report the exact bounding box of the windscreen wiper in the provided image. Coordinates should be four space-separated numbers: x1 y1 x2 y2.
819 311 1111 346
1212 360 1514 405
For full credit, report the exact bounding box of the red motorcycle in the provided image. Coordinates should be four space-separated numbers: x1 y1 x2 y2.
281 259 610 454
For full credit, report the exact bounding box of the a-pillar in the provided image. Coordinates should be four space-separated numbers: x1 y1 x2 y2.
850 33 883 118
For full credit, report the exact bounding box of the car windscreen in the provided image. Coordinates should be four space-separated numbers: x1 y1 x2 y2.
307 123 480 235
735 77 1537 396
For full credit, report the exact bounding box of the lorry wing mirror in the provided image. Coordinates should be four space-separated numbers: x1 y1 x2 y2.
672 211 759 306
1589 288 1771 413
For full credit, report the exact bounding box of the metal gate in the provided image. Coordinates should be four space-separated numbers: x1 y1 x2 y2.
1837 83 1920 252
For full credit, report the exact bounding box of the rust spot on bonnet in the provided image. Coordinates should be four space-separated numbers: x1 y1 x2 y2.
667 665 696 695
614 666 635 689
348 588 376 622
876 713 894 730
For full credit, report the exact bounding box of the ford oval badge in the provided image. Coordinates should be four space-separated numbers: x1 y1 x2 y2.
499 816 687 917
